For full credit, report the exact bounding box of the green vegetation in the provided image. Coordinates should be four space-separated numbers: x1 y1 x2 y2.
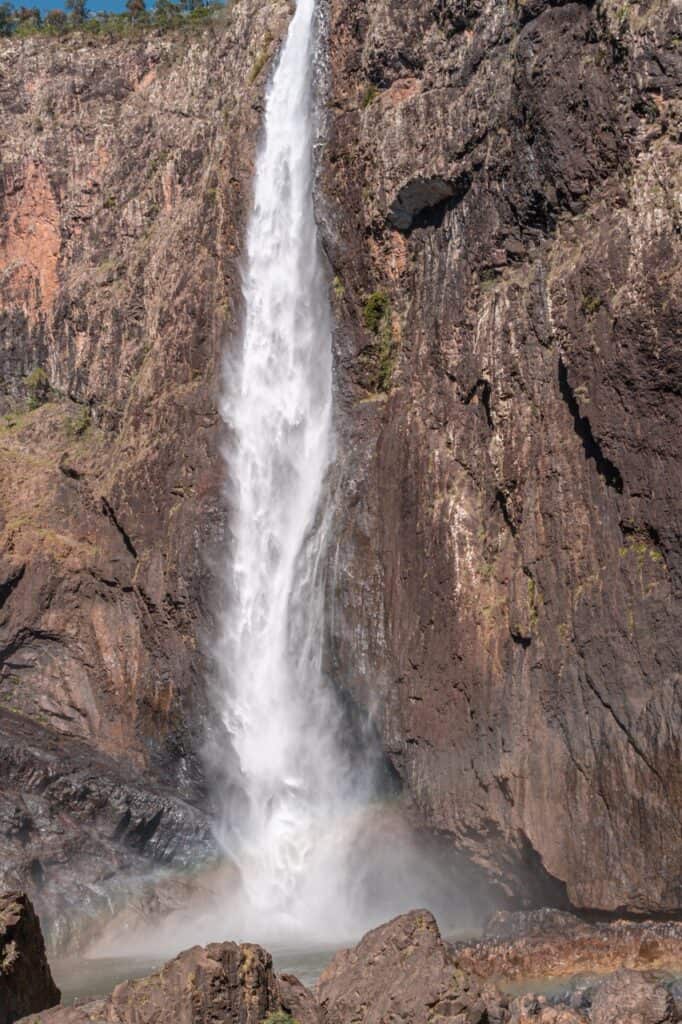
25 367 50 409
362 290 390 334
332 275 344 300
0 0 225 39
479 267 499 292
361 83 378 108
249 40 272 83
66 404 91 438
581 292 602 316
262 1013 298 1024
361 290 397 393
619 537 664 565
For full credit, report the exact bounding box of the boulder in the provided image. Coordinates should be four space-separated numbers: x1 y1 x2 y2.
507 995 586 1023
17 940 317 1024
590 969 678 1024
317 909 506 1024
0 892 60 1024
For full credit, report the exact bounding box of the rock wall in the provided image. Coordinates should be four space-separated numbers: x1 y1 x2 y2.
0 0 680 931
0 891 60 1024
0 2 290 939
323 0 682 913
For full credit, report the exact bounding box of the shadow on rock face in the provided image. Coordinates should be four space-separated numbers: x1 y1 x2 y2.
0 892 60 1024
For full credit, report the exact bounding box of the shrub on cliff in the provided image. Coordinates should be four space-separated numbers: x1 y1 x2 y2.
65 0 87 24
360 291 397 394
363 291 390 334
126 0 146 19
0 2 12 34
25 368 50 410
44 8 67 32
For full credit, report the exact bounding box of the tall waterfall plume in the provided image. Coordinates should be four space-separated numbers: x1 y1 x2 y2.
216 0 366 939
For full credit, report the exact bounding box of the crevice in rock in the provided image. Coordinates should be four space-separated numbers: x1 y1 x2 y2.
583 673 663 784
464 378 493 428
517 831 573 911
112 809 132 842
389 172 472 232
495 488 517 536
101 497 138 559
0 627 63 664
128 808 164 851
558 357 624 493
510 629 531 648
0 565 25 612
619 519 663 550
58 454 82 481
29 858 45 888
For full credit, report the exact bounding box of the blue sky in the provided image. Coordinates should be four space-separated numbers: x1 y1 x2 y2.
33 0 138 12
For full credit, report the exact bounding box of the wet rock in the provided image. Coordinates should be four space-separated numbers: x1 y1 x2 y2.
508 994 586 1023
453 912 682 983
589 968 678 1024
0 892 60 1024
484 909 582 940
0 709 219 953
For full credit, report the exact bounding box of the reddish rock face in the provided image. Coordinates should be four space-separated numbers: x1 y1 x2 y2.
0 891 60 1024
321 0 682 913
0 5 291 942
453 908 682 983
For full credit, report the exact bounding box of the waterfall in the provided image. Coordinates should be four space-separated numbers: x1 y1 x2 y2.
216 0 364 938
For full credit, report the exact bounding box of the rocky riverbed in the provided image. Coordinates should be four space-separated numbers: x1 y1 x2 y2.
4 894 682 1024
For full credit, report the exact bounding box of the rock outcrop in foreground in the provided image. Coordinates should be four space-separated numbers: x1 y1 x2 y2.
319 910 682 1024
13 906 682 1024
0 892 60 1024
18 937 320 1024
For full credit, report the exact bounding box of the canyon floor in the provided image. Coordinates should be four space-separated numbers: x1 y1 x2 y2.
4 893 682 1024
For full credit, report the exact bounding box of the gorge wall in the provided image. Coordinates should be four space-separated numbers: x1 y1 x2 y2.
323 0 681 913
0 1 291 943
0 0 680 941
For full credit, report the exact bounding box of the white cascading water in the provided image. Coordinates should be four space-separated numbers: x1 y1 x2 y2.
216 0 366 939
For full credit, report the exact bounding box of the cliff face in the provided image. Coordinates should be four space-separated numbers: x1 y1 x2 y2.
0 0 680 936
0 3 289 941
324 0 682 912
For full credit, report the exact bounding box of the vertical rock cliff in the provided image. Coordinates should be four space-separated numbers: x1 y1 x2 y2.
323 0 681 913
0 0 680 939
0 2 290 942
